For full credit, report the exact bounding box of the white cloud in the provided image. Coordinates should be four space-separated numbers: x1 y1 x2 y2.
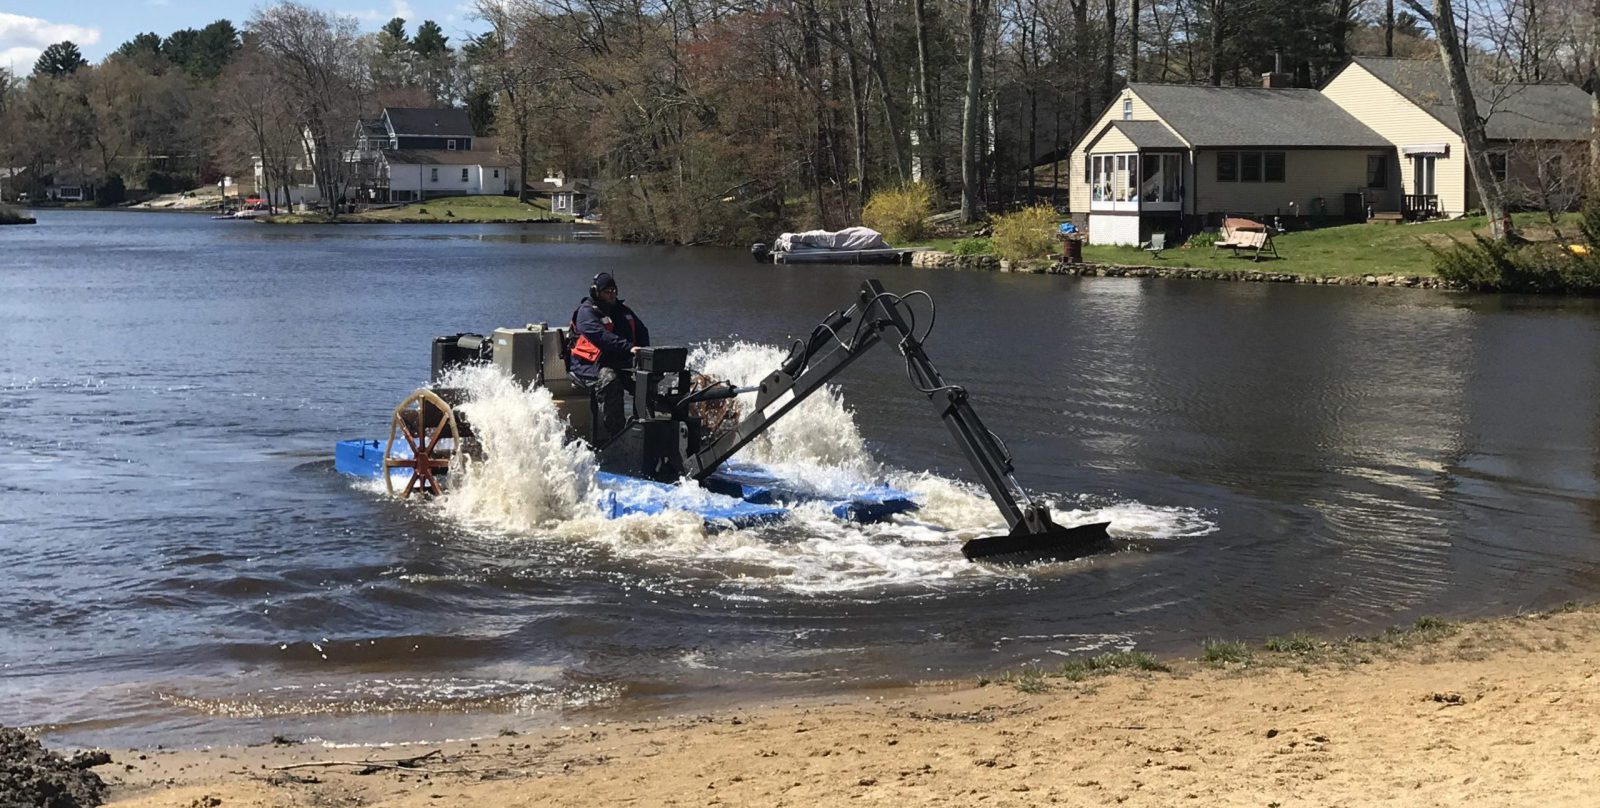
1 45 42 72
346 0 418 23
0 12 100 71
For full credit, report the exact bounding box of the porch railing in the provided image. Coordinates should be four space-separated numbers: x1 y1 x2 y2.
1402 194 1440 221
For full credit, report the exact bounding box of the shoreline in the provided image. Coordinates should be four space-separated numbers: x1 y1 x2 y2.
911 250 1458 289
71 602 1600 806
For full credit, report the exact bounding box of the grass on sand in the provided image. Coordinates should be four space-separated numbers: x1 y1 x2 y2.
911 212 1583 278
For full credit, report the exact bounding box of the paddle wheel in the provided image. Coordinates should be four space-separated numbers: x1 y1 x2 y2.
383 388 468 498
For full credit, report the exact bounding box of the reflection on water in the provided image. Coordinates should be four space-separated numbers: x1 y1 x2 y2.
3 210 1600 749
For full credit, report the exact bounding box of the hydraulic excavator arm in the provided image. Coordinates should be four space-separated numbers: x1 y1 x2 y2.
681 280 1110 563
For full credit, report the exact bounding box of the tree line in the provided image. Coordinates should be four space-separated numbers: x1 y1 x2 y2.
0 0 1593 241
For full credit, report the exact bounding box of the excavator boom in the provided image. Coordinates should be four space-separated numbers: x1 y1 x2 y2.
684 280 1109 564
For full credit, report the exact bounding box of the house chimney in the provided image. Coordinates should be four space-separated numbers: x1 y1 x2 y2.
1262 49 1292 88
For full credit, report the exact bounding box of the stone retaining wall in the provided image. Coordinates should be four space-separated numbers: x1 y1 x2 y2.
907 250 1458 290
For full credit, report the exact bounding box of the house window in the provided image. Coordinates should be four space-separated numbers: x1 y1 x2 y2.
430 168 438 182
1122 98 1132 120
1240 152 1262 182
1217 152 1238 182
1264 152 1285 182
1367 155 1389 188
447 139 457 151
493 169 500 179
1140 153 1182 203
1084 154 1091 183
461 168 469 181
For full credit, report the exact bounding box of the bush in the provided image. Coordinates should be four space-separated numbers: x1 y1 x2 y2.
1183 231 1220 249
95 175 126 207
861 182 933 243
1431 233 1600 294
990 204 1059 261
145 170 195 195
951 237 991 255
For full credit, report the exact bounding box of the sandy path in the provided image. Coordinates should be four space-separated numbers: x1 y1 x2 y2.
97 607 1600 807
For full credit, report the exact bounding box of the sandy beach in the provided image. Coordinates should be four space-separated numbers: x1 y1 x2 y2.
80 605 1599 807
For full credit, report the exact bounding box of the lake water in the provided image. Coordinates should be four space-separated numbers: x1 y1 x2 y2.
5 209 1600 748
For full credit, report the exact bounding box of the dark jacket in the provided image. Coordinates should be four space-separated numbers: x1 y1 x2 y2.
568 297 649 379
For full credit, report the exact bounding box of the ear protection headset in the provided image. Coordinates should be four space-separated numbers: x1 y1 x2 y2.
590 273 616 300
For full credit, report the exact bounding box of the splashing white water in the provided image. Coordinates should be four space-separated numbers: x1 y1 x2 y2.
384 344 1215 594
688 342 873 472
435 365 596 531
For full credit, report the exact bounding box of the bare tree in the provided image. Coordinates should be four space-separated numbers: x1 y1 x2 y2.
250 2 367 210
216 47 303 209
1502 140 1586 234
1405 0 1516 240
961 0 994 222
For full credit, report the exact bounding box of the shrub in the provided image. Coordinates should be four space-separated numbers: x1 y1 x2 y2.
1183 231 1220 249
1431 234 1600 294
1202 639 1252 666
95 175 127 207
145 170 195 195
862 182 934 243
951 237 991 255
1263 633 1321 654
990 204 1059 261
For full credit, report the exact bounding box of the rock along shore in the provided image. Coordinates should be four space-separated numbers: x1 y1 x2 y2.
909 250 1458 290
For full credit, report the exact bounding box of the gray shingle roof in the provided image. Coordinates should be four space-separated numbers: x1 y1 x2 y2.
1128 84 1389 148
384 107 475 138
1110 120 1185 148
1349 57 1593 141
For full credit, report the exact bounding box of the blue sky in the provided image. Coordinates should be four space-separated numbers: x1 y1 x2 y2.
1 1 489 72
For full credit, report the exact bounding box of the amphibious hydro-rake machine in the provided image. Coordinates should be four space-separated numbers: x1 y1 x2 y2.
352 280 1111 563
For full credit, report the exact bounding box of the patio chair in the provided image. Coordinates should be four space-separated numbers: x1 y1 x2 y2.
1141 232 1166 259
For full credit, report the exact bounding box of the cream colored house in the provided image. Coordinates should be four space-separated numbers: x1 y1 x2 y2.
1322 57 1594 220
1067 58 1594 246
1068 81 1391 245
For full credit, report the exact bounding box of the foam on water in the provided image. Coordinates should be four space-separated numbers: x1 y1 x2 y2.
397 345 1215 594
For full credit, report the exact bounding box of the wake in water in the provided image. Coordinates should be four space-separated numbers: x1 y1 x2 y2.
383 344 1215 594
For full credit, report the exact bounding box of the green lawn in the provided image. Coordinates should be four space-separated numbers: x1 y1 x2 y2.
267 194 570 224
357 194 567 222
910 212 1583 278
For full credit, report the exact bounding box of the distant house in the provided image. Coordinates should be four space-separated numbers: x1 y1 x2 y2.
1321 57 1594 221
525 172 565 197
552 179 601 217
359 107 477 152
357 108 520 203
47 170 94 202
256 108 515 207
383 145 519 202
1068 79 1390 245
1066 58 1594 246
